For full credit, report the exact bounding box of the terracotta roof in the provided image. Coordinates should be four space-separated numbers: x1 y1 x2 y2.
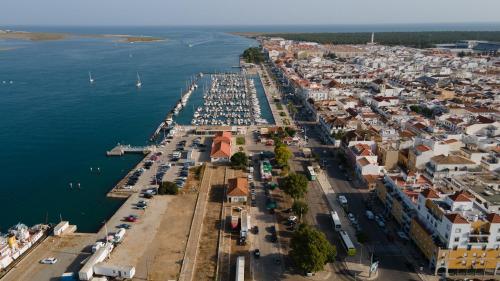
442 139 458 144
357 157 371 167
448 191 471 202
431 154 476 165
486 213 500 224
445 213 469 224
211 141 231 158
211 131 232 158
421 188 440 199
227 177 249 197
415 145 431 153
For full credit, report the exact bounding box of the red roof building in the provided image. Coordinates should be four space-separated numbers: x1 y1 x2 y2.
210 131 232 162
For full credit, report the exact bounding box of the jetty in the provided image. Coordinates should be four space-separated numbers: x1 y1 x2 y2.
106 144 153 156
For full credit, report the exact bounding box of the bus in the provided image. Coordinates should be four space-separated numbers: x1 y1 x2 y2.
236 256 245 281
330 211 342 231
339 230 357 256
306 166 316 181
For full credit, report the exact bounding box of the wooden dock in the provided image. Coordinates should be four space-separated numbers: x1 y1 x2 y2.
106 144 153 156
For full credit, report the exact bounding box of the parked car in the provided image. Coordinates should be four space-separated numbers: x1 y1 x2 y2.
40 257 58 264
254 249 260 258
126 216 138 222
254 226 259 234
117 223 131 229
348 213 356 223
365 210 374 220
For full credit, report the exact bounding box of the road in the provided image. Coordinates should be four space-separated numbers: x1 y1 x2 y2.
244 131 285 281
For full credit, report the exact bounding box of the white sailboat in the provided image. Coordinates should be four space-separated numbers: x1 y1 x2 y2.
88 72 94 84
136 72 142 88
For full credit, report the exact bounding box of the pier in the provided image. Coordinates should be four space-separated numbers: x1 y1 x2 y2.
106 144 153 156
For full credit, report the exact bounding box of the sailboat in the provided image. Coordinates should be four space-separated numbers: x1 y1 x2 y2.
136 72 142 88
88 72 94 84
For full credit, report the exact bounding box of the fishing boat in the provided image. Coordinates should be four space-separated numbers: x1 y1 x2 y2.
88 72 94 84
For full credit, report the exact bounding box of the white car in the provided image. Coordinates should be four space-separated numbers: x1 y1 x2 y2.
288 216 298 222
40 257 58 264
247 174 253 181
348 213 358 225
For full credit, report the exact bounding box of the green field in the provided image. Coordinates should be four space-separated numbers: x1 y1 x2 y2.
265 31 500 48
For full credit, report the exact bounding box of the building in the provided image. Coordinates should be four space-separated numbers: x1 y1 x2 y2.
411 189 500 276
210 131 232 162
424 154 478 181
227 177 249 203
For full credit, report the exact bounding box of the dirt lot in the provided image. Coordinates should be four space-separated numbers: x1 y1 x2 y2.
193 166 227 281
138 192 198 281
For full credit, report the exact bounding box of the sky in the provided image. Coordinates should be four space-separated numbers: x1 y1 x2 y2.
1 0 500 26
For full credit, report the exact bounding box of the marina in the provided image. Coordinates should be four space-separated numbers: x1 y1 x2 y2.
149 73 202 141
191 73 268 126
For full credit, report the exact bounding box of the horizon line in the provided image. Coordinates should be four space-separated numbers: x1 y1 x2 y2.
2 21 500 28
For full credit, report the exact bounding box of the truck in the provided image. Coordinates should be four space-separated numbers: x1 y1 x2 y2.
235 256 245 281
260 160 272 181
230 208 239 231
240 211 251 239
93 263 135 279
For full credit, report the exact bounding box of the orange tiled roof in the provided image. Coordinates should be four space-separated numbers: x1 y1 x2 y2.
449 191 471 202
227 177 249 197
445 213 469 224
486 213 500 224
421 188 440 199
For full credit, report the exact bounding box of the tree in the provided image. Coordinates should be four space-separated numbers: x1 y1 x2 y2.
274 143 292 167
242 47 264 63
290 224 336 273
158 181 179 195
279 173 309 200
230 152 248 169
285 126 296 137
292 200 309 220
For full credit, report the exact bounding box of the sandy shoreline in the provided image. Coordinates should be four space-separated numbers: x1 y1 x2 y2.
0 30 164 43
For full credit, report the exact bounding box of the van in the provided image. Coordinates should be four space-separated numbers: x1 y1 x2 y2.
365 210 374 220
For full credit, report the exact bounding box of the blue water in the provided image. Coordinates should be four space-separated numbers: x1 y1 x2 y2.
0 27 256 232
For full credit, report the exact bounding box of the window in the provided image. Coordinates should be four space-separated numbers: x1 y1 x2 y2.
454 237 459 242
453 246 458 250
467 245 472 251
482 245 487 250
496 236 500 242
455 229 461 233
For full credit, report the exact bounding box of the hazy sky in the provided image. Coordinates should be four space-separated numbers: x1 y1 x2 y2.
2 0 500 26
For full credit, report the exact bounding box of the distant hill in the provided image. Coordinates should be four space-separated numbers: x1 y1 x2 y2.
237 31 500 48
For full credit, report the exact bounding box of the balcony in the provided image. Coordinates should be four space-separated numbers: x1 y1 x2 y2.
468 236 489 244
469 230 490 236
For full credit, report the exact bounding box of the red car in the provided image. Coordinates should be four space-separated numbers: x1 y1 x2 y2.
125 216 138 222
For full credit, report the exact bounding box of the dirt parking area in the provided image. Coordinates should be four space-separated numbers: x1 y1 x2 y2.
134 192 198 281
192 166 227 281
